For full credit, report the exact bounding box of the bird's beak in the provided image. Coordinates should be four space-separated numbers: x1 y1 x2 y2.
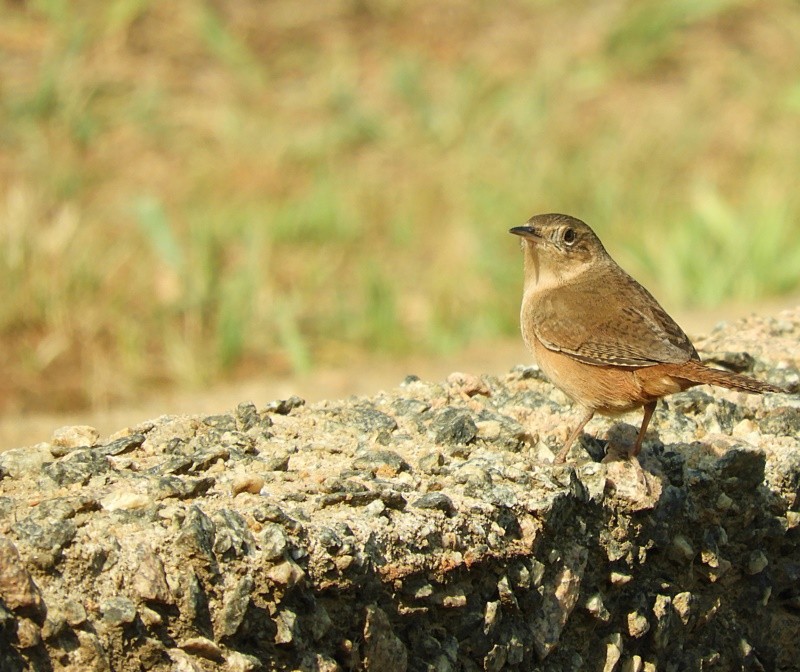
509 225 540 241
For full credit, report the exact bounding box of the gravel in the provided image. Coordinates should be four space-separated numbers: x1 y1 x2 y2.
0 309 798 671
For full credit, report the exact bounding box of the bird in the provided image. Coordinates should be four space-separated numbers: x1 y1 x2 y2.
510 213 785 463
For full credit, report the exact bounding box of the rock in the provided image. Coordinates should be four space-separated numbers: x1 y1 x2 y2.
713 446 766 490
230 473 265 496
130 545 172 603
672 592 694 626
446 372 490 397
178 636 224 662
212 508 254 558
585 593 611 623
218 575 254 637
603 633 623 672
201 415 238 434
610 571 633 587
352 449 409 476
235 401 261 432
11 512 77 566
761 406 800 436
100 490 151 511
0 537 44 614
227 650 263 672
168 647 206 672
51 425 101 452
362 605 407 672
531 543 588 659
484 644 507 672
274 608 298 644
259 523 288 561
622 655 643 672
746 550 768 575
97 433 146 457
627 610 650 638
63 597 88 626
150 475 215 500
669 534 695 563
42 448 109 486
412 492 455 516
15 617 42 649
430 407 478 445
175 505 216 563
267 559 305 589
483 600 501 635
328 404 398 434
651 594 672 650
0 310 797 671
100 596 136 626
417 451 445 473
0 444 53 479
265 396 305 415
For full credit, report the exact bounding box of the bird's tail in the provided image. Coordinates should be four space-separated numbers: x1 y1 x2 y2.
666 359 786 394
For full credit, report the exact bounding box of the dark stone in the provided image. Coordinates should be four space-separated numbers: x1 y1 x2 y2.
702 351 757 373
379 490 407 511
150 476 214 500
711 399 744 433
327 405 398 434
12 517 77 553
363 605 408 672
412 493 455 516
578 434 606 463
669 390 715 416
352 450 410 475
431 408 478 445
175 506 217 562
0 497 13 520
714 447 766 491
164 437 186 454
391 398 430 417
42 449 108 486
509 365 547 381
203 415 237 431
251 503 302 532
317 491 382 509
318 528 343 553
97 434 146 456
261 453 291 472
265 396 306 415
475 410 528 451
321 478 369 495
218 575 254 638
418 452 445 474
183 571 211 631
190 446 231 472
235 402 260 432
659 448 687 487
151 455 193 476
761 406 800 437
212 509 254 558
101 597 136 626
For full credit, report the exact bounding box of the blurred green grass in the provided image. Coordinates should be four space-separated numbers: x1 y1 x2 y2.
1 0 799 411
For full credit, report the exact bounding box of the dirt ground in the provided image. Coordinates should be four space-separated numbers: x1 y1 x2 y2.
2 299 797 450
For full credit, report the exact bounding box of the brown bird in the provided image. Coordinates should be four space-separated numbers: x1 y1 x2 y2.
510 213 785 463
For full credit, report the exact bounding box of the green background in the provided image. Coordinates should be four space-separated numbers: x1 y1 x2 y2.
1 0 798 412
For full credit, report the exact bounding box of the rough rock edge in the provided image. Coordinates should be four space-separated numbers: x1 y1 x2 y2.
0 309 798 672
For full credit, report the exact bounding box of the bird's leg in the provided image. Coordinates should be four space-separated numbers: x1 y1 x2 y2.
555 407 594 463
631 401 657 457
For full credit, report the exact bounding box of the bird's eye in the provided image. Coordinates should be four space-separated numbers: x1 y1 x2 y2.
563 227 576 245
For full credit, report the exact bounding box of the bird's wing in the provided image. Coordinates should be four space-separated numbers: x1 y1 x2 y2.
533 269 697 367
